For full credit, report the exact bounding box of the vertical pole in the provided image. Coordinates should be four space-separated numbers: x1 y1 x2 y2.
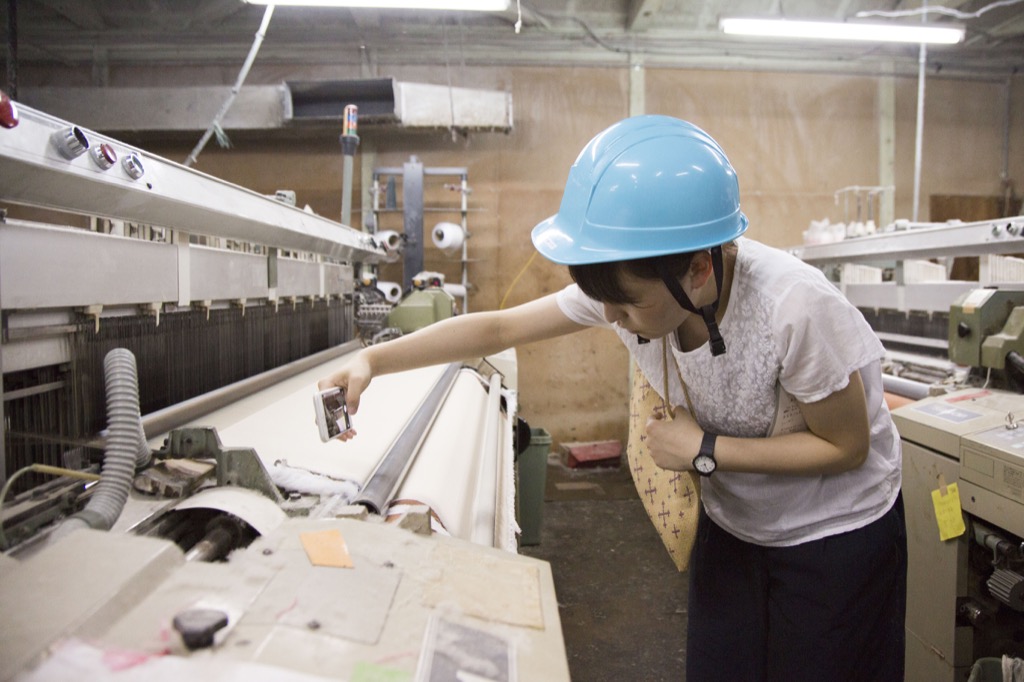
629 53 645 117
912 3 928 223
340 104 360 227
1001 76 1013 216
361 141 376 235
342 155 355 226
878 62 896 230
403 157 424 292
913 41 929 220
460 172 469 313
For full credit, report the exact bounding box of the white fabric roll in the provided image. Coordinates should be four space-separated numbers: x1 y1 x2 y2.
375 230 403 262
376 281 402 304
443 283 467 299
431 222 464 253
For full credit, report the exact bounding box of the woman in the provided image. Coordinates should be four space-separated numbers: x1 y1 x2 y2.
321 115 906 681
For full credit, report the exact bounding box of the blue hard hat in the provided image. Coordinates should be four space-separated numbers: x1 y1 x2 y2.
532 115 749 265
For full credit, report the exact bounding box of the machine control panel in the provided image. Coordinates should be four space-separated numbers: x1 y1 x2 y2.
961 419 1024 509
893 388 1024 538
891 389 1019 458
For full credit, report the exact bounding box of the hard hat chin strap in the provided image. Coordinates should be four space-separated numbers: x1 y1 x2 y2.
655 247 727 356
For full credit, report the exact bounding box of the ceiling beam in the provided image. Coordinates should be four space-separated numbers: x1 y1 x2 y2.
834 0 856 20
30 0 105 30
627 0 664 31
695 0 722 32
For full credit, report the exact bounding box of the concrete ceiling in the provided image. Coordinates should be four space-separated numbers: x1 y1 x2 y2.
3 0 1023 86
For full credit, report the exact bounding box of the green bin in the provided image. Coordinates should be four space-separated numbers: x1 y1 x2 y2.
517 428 551 546
968 658 1003 682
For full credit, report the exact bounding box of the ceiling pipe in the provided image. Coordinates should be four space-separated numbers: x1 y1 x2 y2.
911 3 930 222
912 41 927 223
185 4 274 168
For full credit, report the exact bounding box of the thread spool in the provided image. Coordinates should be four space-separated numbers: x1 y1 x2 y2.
375 231 403 262
432 222 465 254
376 281 403 304
443 284 467 299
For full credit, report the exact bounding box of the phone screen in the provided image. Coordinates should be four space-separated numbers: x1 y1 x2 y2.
319 387 352 439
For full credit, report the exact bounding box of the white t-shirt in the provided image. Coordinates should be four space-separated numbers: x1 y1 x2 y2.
556 237 901 547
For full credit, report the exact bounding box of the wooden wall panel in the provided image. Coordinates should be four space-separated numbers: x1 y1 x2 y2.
80 65 1023 451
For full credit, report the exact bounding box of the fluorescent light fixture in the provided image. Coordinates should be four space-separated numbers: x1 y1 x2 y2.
243 0 509 9
720 17 964 44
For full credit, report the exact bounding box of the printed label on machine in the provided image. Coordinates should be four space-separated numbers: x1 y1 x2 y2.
912 401 987 424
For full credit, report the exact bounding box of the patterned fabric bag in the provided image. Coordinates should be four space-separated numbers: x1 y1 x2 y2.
626 362 701 572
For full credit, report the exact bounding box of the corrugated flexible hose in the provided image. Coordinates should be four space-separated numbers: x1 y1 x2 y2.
57 348 152 536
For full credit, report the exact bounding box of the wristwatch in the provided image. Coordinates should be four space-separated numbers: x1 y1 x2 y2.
692 431 718 477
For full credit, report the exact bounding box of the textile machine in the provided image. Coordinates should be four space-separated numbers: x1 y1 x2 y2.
793 221 1024 680
0 98 569 681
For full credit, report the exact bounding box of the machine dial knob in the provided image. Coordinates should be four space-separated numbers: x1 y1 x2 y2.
90 143 117 170
51 126 90 159
122 152 145 179
172 608 229 650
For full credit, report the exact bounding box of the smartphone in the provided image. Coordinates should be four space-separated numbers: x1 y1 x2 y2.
314 387 354 442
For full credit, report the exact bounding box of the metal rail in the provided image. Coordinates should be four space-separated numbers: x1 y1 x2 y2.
789 217 1024 265
137 340 363 443
353 363 462 515
470 371 503 547
0 104 384 263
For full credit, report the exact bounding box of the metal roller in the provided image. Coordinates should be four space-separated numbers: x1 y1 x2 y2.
353 362 462 514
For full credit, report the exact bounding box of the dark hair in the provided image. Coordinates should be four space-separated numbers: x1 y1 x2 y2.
568 252 695 304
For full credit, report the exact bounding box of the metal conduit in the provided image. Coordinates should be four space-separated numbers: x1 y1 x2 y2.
470 372 503 547
354 363 463 515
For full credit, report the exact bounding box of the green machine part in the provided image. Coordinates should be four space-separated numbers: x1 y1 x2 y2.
949 289 1024 368
387 288 455 333
982 306 1024 369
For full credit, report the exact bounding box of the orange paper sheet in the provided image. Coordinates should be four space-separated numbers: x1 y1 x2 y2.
300 529 354 568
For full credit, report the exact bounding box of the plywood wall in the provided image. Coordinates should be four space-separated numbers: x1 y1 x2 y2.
127 64 1024 450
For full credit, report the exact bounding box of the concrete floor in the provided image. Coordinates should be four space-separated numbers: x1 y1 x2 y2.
519 459 690 681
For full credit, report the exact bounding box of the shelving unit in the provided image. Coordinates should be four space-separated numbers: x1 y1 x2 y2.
370 157 472 312
790 216 1024 314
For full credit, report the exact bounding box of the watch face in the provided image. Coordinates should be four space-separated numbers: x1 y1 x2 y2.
693 454 716 475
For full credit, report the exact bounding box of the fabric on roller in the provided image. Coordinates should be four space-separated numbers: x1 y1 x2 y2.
161 356 515 549
627 363 700 573
392 371 492 543
209 362 450 485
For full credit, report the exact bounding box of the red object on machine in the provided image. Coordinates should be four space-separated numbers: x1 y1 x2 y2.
0 90 19 129
560 440 623 468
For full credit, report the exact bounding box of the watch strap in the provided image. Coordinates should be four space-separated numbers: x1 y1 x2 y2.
699 431 717 457
694 431 718 476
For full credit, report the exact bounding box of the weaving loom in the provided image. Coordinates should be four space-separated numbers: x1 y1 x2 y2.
0 102 569 681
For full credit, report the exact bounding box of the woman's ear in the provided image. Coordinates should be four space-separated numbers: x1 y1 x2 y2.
686 251 715 289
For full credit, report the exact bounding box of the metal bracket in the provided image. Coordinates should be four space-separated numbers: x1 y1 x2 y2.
164 428 284 504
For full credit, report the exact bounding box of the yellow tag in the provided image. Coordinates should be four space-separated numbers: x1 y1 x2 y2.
931 481 967 541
